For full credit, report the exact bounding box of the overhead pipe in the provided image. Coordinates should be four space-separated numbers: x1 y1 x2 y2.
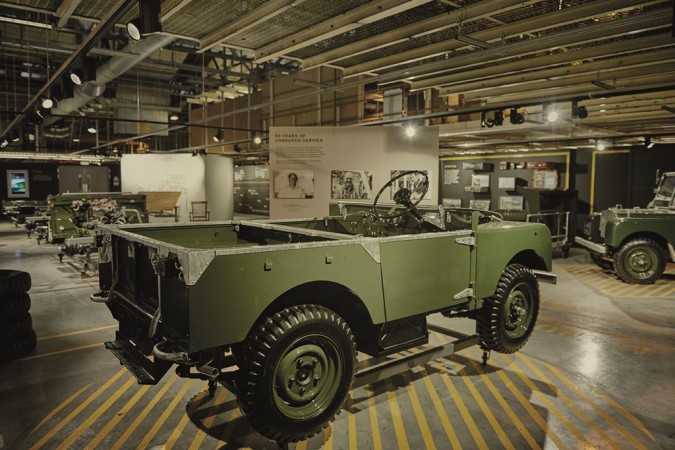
45 33 175 126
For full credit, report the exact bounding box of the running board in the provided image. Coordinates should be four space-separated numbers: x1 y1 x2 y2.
354 325 481 388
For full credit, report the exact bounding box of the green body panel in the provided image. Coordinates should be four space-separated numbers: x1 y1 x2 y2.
474 222 552 299
49 192 147 241
102 210 553 353
379 232 471 321
604 209 675 250
184 243 385 350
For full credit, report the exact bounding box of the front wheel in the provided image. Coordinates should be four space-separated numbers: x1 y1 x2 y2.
478 264 540 354
613 238 666 284
237 305 357 444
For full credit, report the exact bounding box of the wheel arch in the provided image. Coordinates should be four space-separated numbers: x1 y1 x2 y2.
252 281 376 342
507 249 548 272
619 232 669 257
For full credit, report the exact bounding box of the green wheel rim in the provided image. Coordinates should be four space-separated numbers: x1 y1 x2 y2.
272 335 343 420
503 282 534 339
624 247 658 279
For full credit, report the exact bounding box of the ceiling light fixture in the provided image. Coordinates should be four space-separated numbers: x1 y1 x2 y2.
596 141 606 151
253 135 262 145
41 97 54 109
493 110 504 127
126 18 142 41
169 113 179 121
645 137 655 149
404 124 417 137
509 108 525 125
543 104 559 123
87 127 97 134
572 100 588 119
213 129 223 142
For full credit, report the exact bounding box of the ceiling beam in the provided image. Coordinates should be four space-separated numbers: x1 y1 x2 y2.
199 0 309 54
55 0 82 29
343 0 669 78
373 6 672 84
412 34 674 91
254 0 433 63
438 50 675 96
301 0 534 70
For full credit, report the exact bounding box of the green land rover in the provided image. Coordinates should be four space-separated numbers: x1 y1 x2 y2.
575 171 675 284
93 171 555 444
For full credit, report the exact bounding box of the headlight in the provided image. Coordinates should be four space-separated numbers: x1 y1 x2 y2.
59 226 65 231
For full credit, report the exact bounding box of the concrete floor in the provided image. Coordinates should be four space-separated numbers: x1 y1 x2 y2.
0 220 674 449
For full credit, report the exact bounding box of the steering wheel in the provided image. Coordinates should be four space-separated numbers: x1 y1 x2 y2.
372 170 429 219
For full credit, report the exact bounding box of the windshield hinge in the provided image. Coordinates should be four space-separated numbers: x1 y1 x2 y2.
455 236 476 247
454 287 474 301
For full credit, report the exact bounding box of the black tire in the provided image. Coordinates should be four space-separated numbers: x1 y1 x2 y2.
0 329 37 363
237 305 357 443
0 270 31 299
478 264 540 354
0 313 33 339
0 293 31 319
613 238 666 284
590 252 614 271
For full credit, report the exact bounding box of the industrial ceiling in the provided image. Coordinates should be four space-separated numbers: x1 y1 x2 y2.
0 0 674 158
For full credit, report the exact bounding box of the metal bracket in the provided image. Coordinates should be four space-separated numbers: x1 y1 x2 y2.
455 236 476 247
453 287 474 301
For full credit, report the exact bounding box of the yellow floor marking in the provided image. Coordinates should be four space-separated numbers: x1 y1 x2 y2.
36 325 117 341
605 282 642 297
56 377 136 450
20 342 103 361
86 384 151 449
497 354 593 447
367 390 383 450
637 282 672 297
468 359 540 450
215 409 240 448
31 384 91 433
164 389 205 450
323 422 334 450
110 373 178 450
421 370 462 449
296 438 308 450
544 363 647 450
400 371 437 450
625 283 660 297
137 379 195 450
657 284 675 297
188 387 230 450
591 389 655 441
432 361 489 450
384 378 410 450
457 365 515 450
29 368 126 450
490 358 566 449
516 353 622 449
347 395 357 450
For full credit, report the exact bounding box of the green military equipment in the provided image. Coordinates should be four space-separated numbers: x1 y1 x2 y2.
48 192 147 243
94 171 555 444
576 171 675 283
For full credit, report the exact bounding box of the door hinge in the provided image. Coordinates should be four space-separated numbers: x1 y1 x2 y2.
454 287 474 301
455 236 476 247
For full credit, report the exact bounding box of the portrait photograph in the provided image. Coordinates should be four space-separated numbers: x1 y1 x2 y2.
331 170 373 200
273 169 314 199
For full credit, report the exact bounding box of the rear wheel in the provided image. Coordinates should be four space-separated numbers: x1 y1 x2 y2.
237 305 356 443
478 264 540 353
0 270 31 299
614 238 665 284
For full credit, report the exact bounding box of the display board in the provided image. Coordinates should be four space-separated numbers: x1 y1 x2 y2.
269 126 439 219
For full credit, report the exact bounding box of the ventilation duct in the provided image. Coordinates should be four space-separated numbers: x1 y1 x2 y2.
45 34 175 126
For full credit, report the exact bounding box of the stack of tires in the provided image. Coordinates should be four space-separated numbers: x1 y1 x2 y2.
0 270 36 363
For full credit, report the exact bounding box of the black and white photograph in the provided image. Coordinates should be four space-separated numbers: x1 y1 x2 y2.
273 169 314 199
469 199 491 211
331 170 373 200
389 170 431 201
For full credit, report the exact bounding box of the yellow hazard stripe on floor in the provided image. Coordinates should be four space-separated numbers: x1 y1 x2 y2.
560 264 675 298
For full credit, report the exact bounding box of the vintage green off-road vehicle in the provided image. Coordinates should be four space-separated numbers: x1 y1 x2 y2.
575 171 675 284
93 171 554 444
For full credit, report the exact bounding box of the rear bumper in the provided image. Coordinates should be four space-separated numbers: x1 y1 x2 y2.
105 334 172 385
574 236 608 254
